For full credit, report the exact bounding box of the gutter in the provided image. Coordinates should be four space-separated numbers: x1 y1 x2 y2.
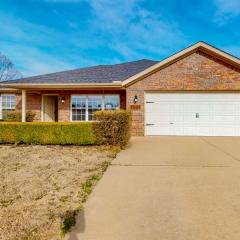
0 82 124 90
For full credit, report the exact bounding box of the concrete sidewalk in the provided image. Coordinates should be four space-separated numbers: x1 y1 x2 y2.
66 137 240 240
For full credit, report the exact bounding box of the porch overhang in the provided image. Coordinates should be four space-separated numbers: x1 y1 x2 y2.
0 88 21 93
0 83 124 90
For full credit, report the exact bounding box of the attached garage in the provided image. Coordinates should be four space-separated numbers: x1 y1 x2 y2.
124 42 240 136
145 93 240 136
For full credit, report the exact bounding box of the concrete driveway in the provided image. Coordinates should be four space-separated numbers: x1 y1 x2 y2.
66 137 240 240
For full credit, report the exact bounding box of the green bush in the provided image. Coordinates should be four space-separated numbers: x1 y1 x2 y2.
94 110 131 148
0 122 95 145
60 210 78 235
5 110 36 122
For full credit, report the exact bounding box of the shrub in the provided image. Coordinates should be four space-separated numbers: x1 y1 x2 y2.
60 210 78 235
26 111 36 122
5 111 21 122
5 110 36 122
94 110 131 148
0 122 95 145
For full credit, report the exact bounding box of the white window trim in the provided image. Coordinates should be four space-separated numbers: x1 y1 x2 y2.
0 94 16 120
70 94 120 122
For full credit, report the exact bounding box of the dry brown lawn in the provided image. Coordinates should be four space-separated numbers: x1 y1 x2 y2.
0 144 118 240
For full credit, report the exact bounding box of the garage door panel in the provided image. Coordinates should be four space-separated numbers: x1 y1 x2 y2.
145 93 240 136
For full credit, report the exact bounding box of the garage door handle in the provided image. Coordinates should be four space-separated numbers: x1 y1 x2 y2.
170 122 174 124
146 101 154 103
146 124 155 126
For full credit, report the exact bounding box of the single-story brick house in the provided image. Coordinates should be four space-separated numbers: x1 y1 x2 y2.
0 41 240 136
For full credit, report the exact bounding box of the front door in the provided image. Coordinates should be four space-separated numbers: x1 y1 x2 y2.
43 96 58 122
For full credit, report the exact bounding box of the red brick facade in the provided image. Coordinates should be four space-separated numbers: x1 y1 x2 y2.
126 51 240 136
16 90 126 122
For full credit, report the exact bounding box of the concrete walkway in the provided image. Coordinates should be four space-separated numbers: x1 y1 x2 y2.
66 137 240 240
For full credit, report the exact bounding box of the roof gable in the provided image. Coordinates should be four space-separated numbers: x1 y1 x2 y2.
122 42 240 86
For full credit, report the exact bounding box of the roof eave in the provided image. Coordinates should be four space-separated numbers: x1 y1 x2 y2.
0 83 123 90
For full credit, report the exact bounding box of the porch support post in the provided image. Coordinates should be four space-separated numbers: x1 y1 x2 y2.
21 89 26 122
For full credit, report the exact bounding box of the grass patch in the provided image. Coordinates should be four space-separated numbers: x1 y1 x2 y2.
0 145 119 239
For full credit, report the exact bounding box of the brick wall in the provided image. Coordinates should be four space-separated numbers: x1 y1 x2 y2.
16 90 126 122
126 51 240 136
16 93 41 121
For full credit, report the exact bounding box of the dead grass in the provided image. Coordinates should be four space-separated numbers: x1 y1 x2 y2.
0 144 118 240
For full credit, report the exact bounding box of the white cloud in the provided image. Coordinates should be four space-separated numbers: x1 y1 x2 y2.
213 0 240 25
0 0 187 77
88 0 185 59
0 12 102 77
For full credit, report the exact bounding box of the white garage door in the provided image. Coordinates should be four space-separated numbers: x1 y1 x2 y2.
145 93 240 136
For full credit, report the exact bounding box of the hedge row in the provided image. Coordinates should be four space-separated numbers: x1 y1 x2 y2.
0 110 132 147
0 122 96 145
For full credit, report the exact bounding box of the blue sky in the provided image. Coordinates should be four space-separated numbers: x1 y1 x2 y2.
0 0 240 77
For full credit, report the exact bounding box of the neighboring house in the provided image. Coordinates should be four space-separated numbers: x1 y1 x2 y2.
0 41 240 136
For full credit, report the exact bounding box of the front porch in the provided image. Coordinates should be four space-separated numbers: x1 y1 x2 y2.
18 89 126 122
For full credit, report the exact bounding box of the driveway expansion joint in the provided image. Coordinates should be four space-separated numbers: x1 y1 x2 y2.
200 137 240 163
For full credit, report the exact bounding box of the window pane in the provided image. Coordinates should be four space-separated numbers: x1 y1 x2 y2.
104 95 120 110
71 96 86 121
72 96 86 109
72 115 77 121
88 96 102 109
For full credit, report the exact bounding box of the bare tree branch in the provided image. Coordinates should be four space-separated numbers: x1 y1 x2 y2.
0 52 22 82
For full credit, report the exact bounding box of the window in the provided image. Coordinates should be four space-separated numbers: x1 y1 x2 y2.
71 95 86 121
1 94 16 119
71 95 120 121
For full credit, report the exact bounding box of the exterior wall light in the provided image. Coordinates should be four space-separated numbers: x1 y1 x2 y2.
133 95 138 104
61 97 66 104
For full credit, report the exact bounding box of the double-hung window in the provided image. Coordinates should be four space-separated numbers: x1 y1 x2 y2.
0 94 16 119
71 95 120 121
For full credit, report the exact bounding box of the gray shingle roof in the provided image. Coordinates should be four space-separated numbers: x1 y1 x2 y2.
4 59 158 84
